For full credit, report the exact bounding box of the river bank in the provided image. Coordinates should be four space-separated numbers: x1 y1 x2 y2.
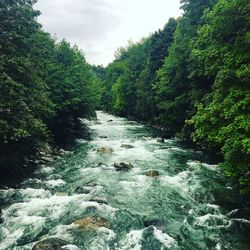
0 111 249 249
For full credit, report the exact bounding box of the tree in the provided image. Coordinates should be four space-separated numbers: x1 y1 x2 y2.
46 40 97 145
154 0 217 138
0 0 98 178
189 0 250 192
0 0 53 176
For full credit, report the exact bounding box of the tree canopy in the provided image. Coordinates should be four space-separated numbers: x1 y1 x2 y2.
98 0 250 193
0 0 98 178
0 0 249 193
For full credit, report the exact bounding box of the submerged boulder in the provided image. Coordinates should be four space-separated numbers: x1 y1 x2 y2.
162 146 172 149
114 161 134 171
97 162 107 167
0 208 2 223
32 238 67 250
40 156 54 162
73 216 108 229
96 146 113 154
157 137 164 143
85 182 98 187
95 120 102 125
89 196 108 204
193 160 202 164
73 186 91 194
121 144 134 149
58 148 70 155
146 170 160 177
99 135 108 139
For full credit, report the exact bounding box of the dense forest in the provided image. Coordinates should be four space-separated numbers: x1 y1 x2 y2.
0 0 100 179
97 0 250 193
0 0 249 194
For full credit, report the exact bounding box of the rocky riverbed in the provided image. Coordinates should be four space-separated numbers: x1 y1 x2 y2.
0 111 249 249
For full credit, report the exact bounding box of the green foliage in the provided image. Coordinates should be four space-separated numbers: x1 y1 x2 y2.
47 40 98 144
0 0 52 175
1 0 249 192
154 0 216 137
189 0 250 192
0 0 98 178
100 18 177 121
98 0 250 192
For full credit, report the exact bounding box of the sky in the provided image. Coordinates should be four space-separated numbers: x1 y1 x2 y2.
35 0 182 66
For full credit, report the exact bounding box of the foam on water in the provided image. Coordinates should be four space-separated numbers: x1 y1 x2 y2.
187 160 218 171
97 227 117 241
117 229 143 250
153 227 176 248
19 188 51 200
166 147 187 153
0 213 45 249
51 224 78 242
3 194 87 222
195 213 229 228
87 228 116 250
0 111 247 249
62 245 80 250
160 171 192 193
231 218 250 224
80 167 102 174
0 228 23 250
215 243 222 250
206 204 220 211
21 178 42 185
36 166 54 174
119 175 151 196
0 188 15 199
45 179 66 187
79 201 118 217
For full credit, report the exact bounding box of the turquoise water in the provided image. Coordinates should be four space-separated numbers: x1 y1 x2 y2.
0 111 249 249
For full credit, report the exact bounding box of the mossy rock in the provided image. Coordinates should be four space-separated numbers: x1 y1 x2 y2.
73 216 108 230
96 146 113 153
114 161 134 171
146 170 160 177
32 238 67 250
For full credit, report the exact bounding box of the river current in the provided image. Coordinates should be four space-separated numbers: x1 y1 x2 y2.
0 111 249 249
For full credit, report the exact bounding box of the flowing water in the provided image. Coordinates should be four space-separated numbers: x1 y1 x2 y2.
0 111 249 250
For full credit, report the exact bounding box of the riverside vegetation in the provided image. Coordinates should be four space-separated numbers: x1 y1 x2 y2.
0 0 249 194
0 0 100 180
0 0 250 248
97 0 250 194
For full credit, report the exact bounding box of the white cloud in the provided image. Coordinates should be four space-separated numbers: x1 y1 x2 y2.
35 0 182 66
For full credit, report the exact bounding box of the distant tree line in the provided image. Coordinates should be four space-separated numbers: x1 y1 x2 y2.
97 0 250 193
0 0 100 179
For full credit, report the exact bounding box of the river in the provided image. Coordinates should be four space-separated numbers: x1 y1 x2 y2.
0 111 249 250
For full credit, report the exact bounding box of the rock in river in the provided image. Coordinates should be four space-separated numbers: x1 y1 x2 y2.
96 146 113 153
146 170 160 177
114 161 134 171
89 196 108 204
74 216 108 229
157 137 165 143
97 162 107 167
121 144 134 149
32 238 67 250
73 186 91 194
40 156 54 162
99 135 108 139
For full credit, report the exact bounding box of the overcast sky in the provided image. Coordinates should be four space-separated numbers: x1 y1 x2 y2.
35 0 182 66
